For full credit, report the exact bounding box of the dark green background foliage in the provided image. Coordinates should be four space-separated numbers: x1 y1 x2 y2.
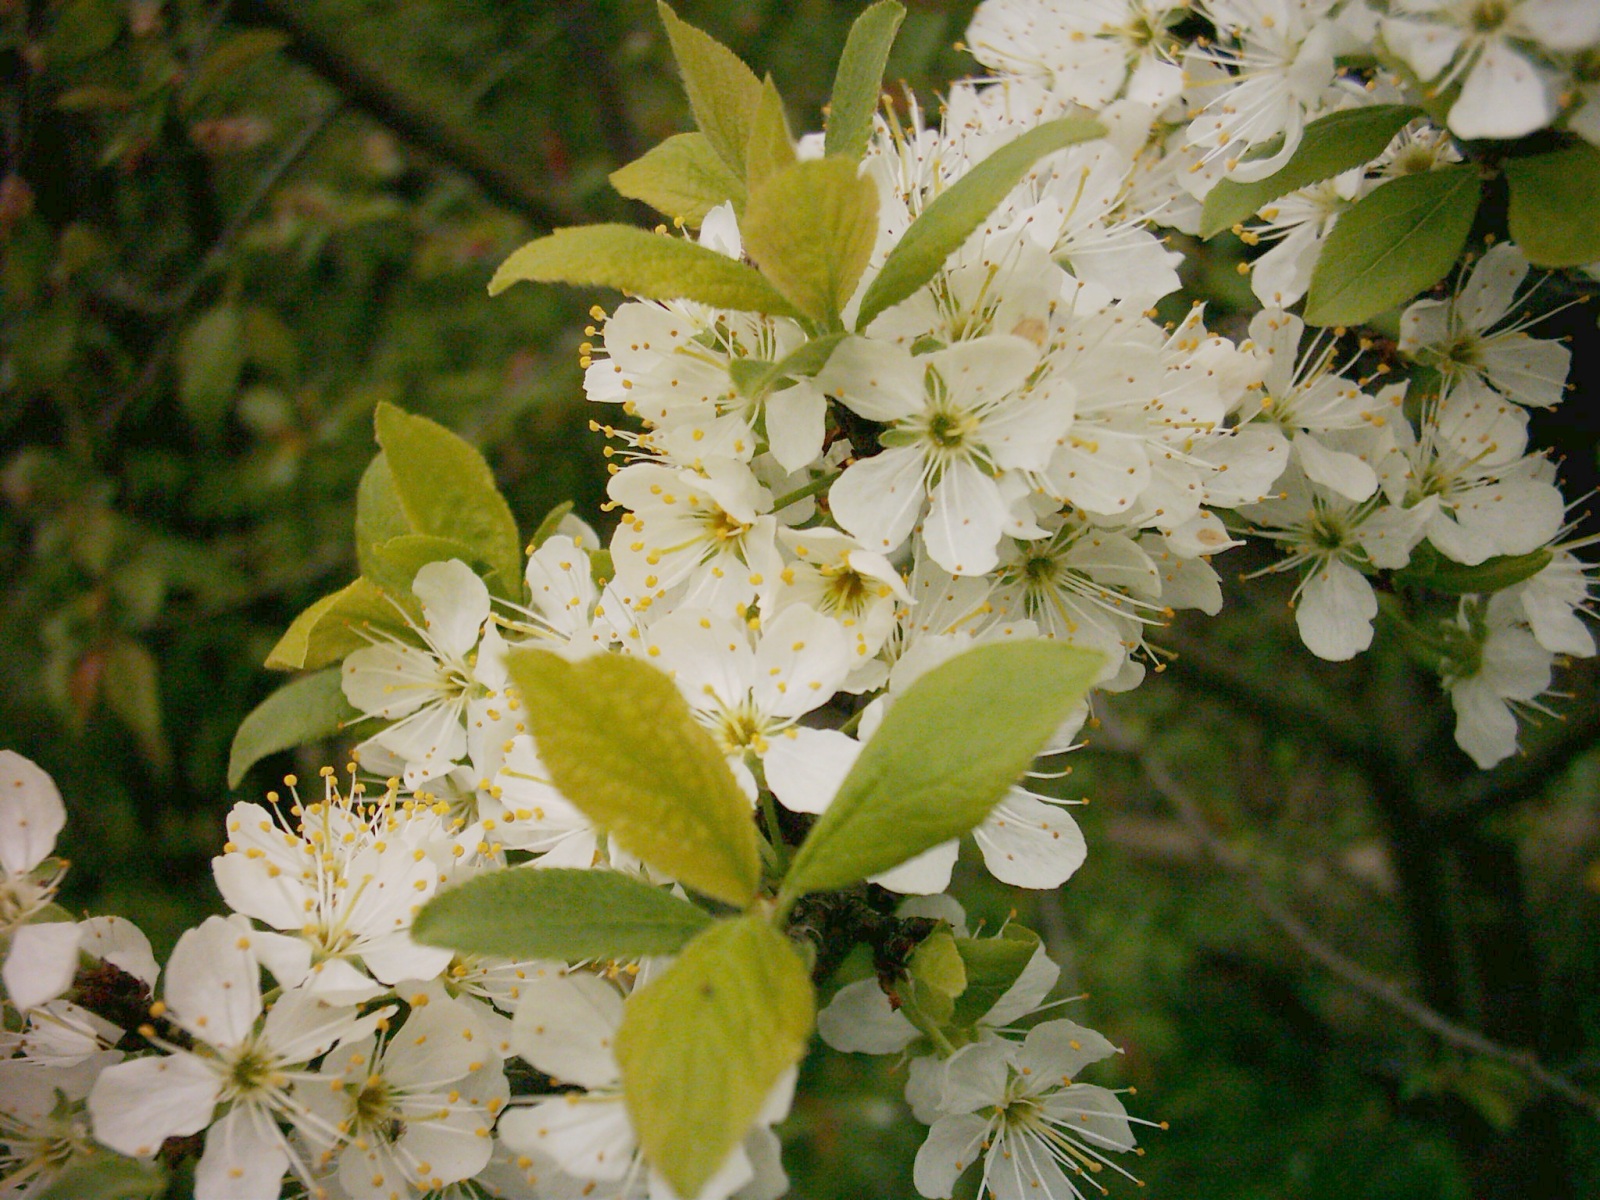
3 2 1598 1197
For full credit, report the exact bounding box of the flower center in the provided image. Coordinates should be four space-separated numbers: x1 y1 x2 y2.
1470 0 1509 33
819 567 872 616
1304 509 1352 553
225 1042 282 1097
925 408 977 450
351 1073 399 1131
1393 144 1438 175
711 702 770 754
1438 331 1485 373
700 507 751 544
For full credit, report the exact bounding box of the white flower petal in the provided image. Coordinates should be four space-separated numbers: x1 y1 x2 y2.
1296 558 1377 661
764 727 861 815
923 460 1008 576
815 978 918 1054
512 973 624 1089
1293 431 1377 502
828 447 927 557
913 1113 990 1199
79 915 160 987
498 1094 637 1181
765 380 827 474
194 1104 289 1200
870 840 959 894
973 792 1087 889
413 559 492 660
0 750 65 876
1448 41 1552 140
4 922 82 1010
164 916 263 1047
88 1052 221 1156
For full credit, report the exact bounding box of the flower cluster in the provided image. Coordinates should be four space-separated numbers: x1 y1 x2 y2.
6 0 1599 1198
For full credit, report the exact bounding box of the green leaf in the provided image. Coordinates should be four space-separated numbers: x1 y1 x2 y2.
102 636 168 776
1504 143 1600 268
1200 104 1423 238
355 453 410 581
413 867 713 960
745 77 798 194
530 499 575 550
855 117 1105 330
373 403 523 594
1304 165 1480 327
731 331 849 400
610 132 748 226
656 2 763 177
490 225 799 318
264 577 409 671
825 0 906 161
617 915 814 1198
1394 543 1553 596
949 927 1040 1028
781 640 1102 896
364 533 489 604
39 1153 167 1200
228 668 358 788
743 157 879 328
186 30 289 106
506 649 762 907
176 303 244 436
44 0 122 64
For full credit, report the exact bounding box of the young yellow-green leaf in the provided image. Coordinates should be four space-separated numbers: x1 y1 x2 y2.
365 533 496 603
490 225 799 318
781 640 1102 897
38 1153 167 1200
1200 104 1423 238
743 157 879 328
228 668 358 788
745 76 797 194
617 915 814 1198
264 576 409 671
855 117 1105 329
825 0 905 161
657 2 764 176
373 403 523 593
355 453 410 581
949 927 1040 1028
1504 144 1600 268
730 331 849 400
413 867 713 960
900 928 965 1026
609 132 748 225
1304 165 1480 327
506 649 761 907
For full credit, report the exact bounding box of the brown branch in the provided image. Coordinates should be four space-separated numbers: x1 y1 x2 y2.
1094 711 1600 1122
234 0 576 230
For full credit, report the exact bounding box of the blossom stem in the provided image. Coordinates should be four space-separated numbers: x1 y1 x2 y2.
759 788 792 875
770 471 840 513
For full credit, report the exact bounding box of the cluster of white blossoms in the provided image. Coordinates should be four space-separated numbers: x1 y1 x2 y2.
6 1 1600 1198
